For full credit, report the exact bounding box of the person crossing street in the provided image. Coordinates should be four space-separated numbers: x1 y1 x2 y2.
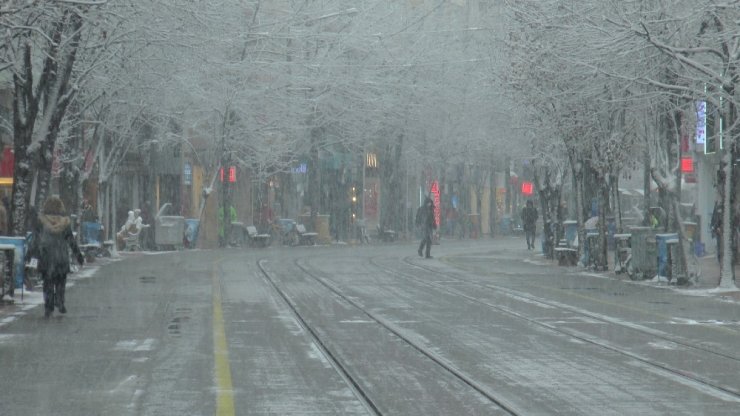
416 197 437 258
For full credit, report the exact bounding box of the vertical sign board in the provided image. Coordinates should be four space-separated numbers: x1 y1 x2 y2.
430 180 441 228
695 101 706 148
697 100 722 154
183 162 192 185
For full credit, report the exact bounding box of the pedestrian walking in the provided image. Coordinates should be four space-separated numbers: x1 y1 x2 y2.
521 200 538 250
29 196 84 317
218 204 237 247
416 197 436 258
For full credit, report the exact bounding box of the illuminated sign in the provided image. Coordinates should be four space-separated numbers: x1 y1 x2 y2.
219 166 237 183
521 181 533 196
680 157 694 173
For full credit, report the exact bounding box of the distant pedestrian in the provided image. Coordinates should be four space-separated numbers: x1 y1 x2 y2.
521 200 538 250
218 204 238 247
0 201 7 236
29 196 84 317
416 197 436 258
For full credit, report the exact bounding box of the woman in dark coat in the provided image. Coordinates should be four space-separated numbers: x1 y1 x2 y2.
30 196 84 317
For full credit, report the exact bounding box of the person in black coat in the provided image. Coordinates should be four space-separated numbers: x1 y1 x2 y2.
30 196 84 317
521 200 538 250
416 197 437 258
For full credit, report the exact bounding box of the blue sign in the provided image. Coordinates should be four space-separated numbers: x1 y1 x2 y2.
292 163 307 174
183 162 192 185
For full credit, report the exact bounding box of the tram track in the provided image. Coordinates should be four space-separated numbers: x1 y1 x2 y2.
256 256 523 416
359 254 740 401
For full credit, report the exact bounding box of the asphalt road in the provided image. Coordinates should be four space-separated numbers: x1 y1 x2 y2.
1 238 738 415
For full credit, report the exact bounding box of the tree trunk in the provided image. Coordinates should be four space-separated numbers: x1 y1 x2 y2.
596 178 609 271
719 148 734 286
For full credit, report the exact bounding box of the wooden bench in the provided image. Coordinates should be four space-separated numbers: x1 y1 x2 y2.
246 225 271 247
554 247 578 266
295 224 318 245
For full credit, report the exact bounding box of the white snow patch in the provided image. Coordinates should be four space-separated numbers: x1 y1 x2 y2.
109 375 139 394
505 292 556 308
523 258 549 266
580 272 611 279
648 341 678 350
678 287 740 298
276 312 304 336
669 317 739 326
306 342 332 368
114 338 156 351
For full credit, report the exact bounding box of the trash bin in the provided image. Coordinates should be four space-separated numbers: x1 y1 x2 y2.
229 221 245 246
656 233 678 277
628 226 657 279
0 236 25 291
563 220 578 247
81 222 104 245
500 215 512 235
694 241 705 257
581 231 599 267
669 240 687 282
315 214 330 244
155 203 185 250
184 219 200 248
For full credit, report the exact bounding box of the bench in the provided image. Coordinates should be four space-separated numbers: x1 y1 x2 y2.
554 247 578 266
123 230 141 251
246 225 270 247
295 224 318 245
377 226 397 242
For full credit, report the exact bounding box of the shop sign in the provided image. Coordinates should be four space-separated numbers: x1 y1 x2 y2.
183 162 192 185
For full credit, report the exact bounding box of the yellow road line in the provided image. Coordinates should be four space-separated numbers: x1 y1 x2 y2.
212 261 235 416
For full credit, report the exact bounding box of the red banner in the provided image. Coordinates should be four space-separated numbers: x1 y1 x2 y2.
1 147 14 177
430 180 441 227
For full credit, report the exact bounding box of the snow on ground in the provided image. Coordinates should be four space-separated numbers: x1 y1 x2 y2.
0 258 115 328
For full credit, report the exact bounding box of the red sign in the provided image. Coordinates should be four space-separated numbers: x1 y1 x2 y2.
219 166 237 183
521 181 533 196
430 180 441 227
680 157 694 173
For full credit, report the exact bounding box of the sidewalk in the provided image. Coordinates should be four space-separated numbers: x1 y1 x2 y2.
0 255 120 327
602 250 740 302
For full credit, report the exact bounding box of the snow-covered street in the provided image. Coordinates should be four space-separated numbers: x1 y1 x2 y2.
1 239 738 415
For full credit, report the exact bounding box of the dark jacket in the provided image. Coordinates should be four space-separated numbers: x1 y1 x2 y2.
521 205 538 231
31 213 82 275
416 199 437 232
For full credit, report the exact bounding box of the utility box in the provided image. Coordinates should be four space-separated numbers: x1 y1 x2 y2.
155 203 185 250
